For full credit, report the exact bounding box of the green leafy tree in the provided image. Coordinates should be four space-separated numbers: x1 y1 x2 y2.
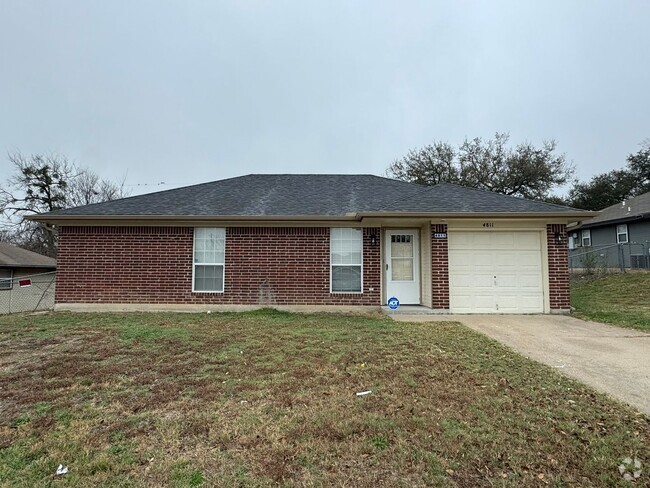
387 133 574 200
626 139 650 194
568 139 650 210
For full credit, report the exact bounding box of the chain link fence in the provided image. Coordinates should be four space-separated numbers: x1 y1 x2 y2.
0 271 56 314
569 242 650 273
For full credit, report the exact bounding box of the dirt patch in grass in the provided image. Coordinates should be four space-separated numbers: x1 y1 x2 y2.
0 310 648 487
571 272 650 331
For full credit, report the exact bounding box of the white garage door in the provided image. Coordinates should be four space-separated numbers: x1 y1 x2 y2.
448 231 544 313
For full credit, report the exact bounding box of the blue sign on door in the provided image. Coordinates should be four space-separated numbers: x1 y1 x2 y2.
387 296 400 310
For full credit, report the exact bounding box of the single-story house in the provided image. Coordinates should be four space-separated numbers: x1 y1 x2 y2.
0 242 57 314
568 191 650 269
31 174 594 314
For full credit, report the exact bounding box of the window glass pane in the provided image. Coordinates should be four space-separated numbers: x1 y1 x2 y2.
0 270 11 290
194 228 225 264
331 228 362 266
349 251 362 264
391 235 413 258
193 228 225 291
331 240 341 264
391 258 414 281
194 265 224 292
332 266 361 292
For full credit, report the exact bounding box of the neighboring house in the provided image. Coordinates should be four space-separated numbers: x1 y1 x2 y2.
0 242 57 314
31 174 594 314
568 191 650 270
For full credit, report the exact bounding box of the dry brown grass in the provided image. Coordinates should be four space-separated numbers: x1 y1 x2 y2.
0 310 648 487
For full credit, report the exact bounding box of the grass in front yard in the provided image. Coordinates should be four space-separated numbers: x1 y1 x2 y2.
571 272 650 332
0 311 648 487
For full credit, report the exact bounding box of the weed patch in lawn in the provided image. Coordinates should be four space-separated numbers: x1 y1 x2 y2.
0 310 648 487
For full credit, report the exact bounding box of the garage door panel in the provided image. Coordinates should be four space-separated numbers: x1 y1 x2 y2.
472 233 494 248
495 295 520 312
492 232 515 248
519 273 542 289
450 274 493 288
448 231 544 314
496 273 518 288
473 250 495 261
515 251 542 266
448 249 474 265
453 294 495 311
515 232 542 250
494 253 514 267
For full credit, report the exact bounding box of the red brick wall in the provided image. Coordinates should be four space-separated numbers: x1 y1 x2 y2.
547 224 570 310
55 226 381 306
431 224 450 310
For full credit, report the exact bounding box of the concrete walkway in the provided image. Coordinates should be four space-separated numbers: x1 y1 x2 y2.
391 314 650 415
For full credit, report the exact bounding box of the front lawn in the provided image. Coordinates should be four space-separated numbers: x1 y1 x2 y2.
571 272 650 332
0 311 648 487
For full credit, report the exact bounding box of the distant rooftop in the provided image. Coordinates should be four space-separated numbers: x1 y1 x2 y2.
581 191 650 228
0 242 56 268
33 174 589 220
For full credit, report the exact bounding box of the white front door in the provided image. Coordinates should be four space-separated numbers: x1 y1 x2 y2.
385 229 420 304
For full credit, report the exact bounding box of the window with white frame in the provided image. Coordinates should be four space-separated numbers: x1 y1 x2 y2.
581 229 591 247
616 224 628 244
571 232 581 248
0 269 12 290
330 228 362 293
193 228 225 292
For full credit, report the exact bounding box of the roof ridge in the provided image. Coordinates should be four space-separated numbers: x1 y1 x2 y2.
31 173 593 220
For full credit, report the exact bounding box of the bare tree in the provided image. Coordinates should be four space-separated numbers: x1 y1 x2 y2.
0 152 129 256
66 168 127 207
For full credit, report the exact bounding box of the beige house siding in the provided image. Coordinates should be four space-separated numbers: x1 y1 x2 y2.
420 223 432 307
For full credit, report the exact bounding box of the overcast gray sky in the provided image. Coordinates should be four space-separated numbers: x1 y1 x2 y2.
1 1 648 195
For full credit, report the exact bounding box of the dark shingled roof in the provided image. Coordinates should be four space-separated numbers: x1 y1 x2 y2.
38 174 585 218
0 243 56 268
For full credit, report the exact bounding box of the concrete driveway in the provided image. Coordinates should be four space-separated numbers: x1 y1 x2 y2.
391 314 650 415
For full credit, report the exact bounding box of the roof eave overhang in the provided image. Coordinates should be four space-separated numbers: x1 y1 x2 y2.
26 214 362 225
356 211 597 219
0 264 56 269
577 212 649 230
29 210 597 226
